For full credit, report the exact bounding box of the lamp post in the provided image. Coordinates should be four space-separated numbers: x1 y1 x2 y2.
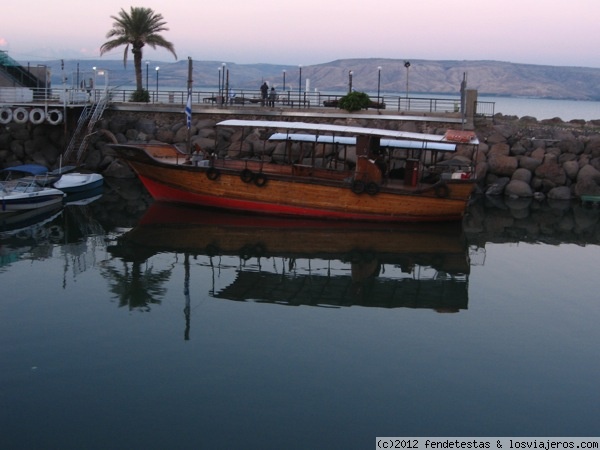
348 70 353 93
282 69 286 92
404 61 410 99
92 66 96 100
155 66 159 102
377 66 382 109
221 63 226 105
145 61 149 92
218 67 221 99
298 65 302 106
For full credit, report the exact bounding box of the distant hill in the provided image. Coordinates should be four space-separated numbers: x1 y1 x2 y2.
38 58 600 101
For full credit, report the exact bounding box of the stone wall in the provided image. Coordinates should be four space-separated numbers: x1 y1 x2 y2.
1 109 600 198
473 115 600 199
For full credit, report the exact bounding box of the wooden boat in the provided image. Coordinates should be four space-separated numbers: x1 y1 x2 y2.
111 119 479 222
110 203 470 311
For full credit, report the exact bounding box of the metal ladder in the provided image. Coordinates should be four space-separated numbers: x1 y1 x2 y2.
63 91 110 164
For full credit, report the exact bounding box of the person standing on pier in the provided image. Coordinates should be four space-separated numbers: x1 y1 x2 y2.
260 82 269 106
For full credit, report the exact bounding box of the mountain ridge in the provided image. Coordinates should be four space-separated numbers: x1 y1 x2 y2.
38 58 600 101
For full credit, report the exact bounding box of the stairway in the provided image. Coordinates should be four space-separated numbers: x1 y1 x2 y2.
63 92 110 164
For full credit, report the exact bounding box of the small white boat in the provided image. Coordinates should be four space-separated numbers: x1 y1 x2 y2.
53 172 104 194
0 165 65 213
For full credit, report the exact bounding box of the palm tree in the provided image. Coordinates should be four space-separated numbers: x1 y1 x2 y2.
100 7 177 94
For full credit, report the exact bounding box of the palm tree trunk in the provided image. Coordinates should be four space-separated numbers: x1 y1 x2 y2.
133 47 143 91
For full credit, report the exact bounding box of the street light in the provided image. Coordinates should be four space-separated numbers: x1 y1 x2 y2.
221 63 226 104
348 70 353 93
218 66 221 99
92 66 96 99
298 65 302 106
377 66 382 109
282 69 286 91
155 66 159 102
145 61 149 92
404 61 411 99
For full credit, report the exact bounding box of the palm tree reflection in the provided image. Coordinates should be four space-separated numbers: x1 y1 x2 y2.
102 259 172 311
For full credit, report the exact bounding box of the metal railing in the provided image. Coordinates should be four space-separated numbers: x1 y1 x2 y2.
107 88 494 117
0 86 495 118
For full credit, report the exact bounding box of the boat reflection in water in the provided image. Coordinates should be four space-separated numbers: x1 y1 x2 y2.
0 188 104 270
111 202 471 314
0 202 63 238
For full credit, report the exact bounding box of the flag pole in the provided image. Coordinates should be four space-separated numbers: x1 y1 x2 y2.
186 57 193 156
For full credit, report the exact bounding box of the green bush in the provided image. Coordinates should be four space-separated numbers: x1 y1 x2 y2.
130 89 150 102
338 91 371 112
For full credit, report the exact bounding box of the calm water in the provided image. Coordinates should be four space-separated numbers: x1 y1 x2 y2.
1 180 599 449
409 93 600 121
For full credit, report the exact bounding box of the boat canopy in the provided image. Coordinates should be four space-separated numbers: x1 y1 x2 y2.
1 164 48 175
217 119 479 145
268 132 457 152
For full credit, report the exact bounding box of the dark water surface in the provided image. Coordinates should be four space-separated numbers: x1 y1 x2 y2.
2 181 599 449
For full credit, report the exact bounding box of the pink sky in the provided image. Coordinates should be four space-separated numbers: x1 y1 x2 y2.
3 0 600 68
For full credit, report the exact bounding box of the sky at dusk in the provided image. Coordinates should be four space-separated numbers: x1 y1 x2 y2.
2 0 599 68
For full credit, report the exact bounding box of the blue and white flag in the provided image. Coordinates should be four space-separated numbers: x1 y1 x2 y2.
185 89 192 129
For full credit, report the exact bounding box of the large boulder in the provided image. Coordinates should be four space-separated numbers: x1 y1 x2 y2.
488 142 510 158
576 164 600 183
485 177 510 196
488 154 518 176
191 136 215 153
108 115 130 135
155 128 175 143
562 160 579 180
530 147 546 161
547 186 572 200
586 135 600 157
136 118 156 137
505 179 533 198
519 156 542 172
511 167 532 183
103 159 136 178
535 159 567 186
574 164 600 196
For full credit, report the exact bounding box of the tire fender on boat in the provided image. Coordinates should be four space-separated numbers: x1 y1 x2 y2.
206 167 220 180
366 182 380 195
351 180 365 194
254 173 268 187
0 107 12 124
12 107 28 124
434 183 450 198
240 169 254 183
46 109 63 125
29 108 45 125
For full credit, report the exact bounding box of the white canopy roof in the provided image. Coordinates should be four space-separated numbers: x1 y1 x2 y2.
217 119 478 145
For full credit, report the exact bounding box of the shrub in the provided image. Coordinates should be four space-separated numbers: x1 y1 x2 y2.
338 91 371 112
130 89 150 102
